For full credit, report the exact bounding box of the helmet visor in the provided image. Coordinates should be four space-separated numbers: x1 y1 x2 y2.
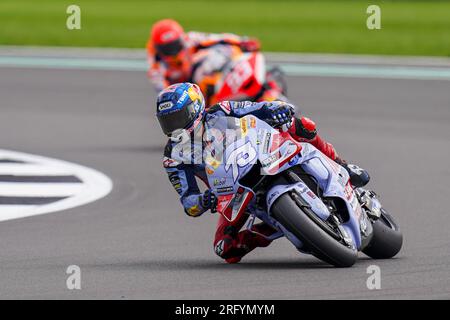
156 38 184 57
157 102 197 136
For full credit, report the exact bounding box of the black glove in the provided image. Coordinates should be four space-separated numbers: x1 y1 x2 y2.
201 189 218 213
263 103 294 129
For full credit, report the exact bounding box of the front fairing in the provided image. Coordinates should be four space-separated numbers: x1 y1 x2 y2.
204 115 302 223
204 115 363 250
296 143 363 249
204 115 301 196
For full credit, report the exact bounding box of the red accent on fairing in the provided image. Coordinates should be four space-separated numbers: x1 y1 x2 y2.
233 192 254 225
267 131 303 175
218 192 254 226
344 181 353 201
217 194 234 215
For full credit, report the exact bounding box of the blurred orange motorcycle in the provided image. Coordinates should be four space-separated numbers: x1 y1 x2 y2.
190 45 288 107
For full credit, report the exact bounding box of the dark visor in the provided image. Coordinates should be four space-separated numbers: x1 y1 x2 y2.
156 39 184 56
157 102 197 135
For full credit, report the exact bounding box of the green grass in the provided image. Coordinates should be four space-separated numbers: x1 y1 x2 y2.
0 0 449 56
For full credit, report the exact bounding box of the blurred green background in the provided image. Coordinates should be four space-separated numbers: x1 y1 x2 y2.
0 0 449 56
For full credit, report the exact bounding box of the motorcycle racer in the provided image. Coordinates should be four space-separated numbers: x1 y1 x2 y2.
147 19 260 92
156 82 370 263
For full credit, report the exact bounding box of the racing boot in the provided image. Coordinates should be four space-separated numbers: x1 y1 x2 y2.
336 158 370 188
215 223 276 264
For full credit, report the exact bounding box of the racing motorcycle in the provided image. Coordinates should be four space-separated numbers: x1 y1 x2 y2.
191 45 287 107
204 115 403 267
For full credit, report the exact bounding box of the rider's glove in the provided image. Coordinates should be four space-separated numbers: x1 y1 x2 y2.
262 103 295 130
240 38 261 52
201 189 218 213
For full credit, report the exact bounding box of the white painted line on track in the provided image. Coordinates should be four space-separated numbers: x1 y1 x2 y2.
0 205 38 215
0 150 113 222
0 183 83 197
0 164 76 175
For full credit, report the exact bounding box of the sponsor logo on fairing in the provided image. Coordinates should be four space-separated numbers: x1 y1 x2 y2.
240 118 248 136
261 154 278 168
213 177 226 186
262 132 271 154
216 186 234 194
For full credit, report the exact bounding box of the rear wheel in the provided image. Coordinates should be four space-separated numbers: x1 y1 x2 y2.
271 191 358 267
363 209 403 259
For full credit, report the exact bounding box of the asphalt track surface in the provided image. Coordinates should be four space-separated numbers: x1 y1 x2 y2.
0 66 449 299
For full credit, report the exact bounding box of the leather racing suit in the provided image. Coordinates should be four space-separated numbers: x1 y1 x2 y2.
147 31 259 92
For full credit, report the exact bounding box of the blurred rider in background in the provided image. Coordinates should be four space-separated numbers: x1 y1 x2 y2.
146 19 261 93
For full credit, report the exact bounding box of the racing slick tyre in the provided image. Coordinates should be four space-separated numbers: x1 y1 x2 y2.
362 209 403 259
271 191 358 267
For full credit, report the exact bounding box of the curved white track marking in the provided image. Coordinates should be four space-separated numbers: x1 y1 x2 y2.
0 150 113 222
0 164 71 175
0 183 83 197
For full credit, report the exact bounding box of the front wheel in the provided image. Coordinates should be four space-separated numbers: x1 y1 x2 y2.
271 191 358 267
363 209 403 259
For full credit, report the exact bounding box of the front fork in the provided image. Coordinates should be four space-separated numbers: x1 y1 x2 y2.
356 188 383 220
355 188 385 250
